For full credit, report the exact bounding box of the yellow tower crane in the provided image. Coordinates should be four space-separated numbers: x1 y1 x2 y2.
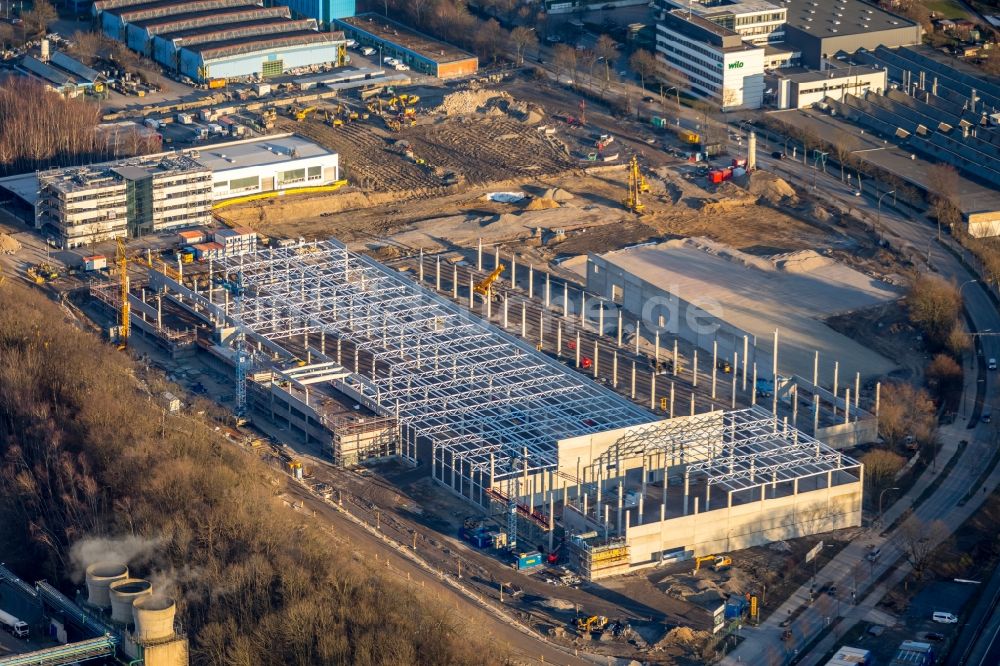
116 238 129 350
623 155 646 214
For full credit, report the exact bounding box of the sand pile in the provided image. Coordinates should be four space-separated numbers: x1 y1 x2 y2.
542 187 574 202
435 89 512 116
524 197 560 210
655 626 713 651
772 249 833 273
748 171 797 204
540 598 575 610
0 233 20 254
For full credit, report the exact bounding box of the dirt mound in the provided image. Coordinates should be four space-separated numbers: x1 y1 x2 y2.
772 249 833 273
655 626 713 653
540 598 575 610
748 171 797 204
700 182 757 215
524 197 560 210
810 203 832 222
0 233 20 254
434 89 512 116
665 626 696 643
543 187 574 202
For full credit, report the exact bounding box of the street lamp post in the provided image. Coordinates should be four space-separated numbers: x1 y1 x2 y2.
876 189 896 242
877 486 899 527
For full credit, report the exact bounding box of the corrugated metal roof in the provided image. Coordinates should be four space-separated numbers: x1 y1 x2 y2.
115 0 247 23
21 55 73 86
131 4 288 31
166 18 315 46
49 52 100 82
93 0 163 15
186 30 343 60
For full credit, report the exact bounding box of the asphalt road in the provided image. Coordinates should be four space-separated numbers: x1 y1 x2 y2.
718 140 1000 666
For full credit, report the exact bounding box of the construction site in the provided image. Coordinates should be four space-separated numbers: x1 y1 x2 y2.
0 52 925 663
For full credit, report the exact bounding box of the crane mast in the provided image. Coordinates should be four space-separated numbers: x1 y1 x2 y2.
116 238 129 349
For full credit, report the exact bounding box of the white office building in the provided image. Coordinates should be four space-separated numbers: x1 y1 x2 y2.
656 9 765 110
30 134 339 248
657 0 787 45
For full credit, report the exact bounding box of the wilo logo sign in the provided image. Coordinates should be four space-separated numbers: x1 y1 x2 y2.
728 61 744 69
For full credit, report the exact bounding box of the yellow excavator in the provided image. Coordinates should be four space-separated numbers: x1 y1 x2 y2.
575 615 608 634
473 264 504 301
291 105 317 122
693 554 732 572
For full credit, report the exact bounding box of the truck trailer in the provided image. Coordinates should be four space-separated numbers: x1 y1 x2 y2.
0 608 29 639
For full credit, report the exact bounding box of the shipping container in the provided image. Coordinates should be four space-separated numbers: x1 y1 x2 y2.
208 78 227 89
82 255 107 271
517 551 543 570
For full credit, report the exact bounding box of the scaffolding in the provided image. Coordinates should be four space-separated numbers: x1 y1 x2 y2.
208 239 652 500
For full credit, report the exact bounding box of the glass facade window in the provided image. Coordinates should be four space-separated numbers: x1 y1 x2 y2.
230 176 260 192
278 168 306 186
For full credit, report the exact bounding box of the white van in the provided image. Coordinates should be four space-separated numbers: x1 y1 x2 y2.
360 46 375 56
932 612 958 624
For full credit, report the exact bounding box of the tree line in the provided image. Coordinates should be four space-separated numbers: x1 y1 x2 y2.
0 281 500 666
0 78 158 176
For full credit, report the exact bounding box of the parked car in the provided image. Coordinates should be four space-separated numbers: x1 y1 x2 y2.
866 547 881 562
771 151 785 159
360 46 375 56
924 632 945 641
989 357 997 370
642 95 655 102
932 612 958 624
982 411 991 423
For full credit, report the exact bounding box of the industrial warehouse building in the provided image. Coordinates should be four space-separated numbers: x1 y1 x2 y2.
770 63 887 109
334 13 478 79
781 0 922 69
30 134 339 247
283 0 355 27
92 0 348 82
136 239 863 583
585 238 900 384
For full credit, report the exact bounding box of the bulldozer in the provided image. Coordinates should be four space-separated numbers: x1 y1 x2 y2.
575 615 608 634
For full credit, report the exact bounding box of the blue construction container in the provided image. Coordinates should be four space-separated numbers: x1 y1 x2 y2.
517 551 543 570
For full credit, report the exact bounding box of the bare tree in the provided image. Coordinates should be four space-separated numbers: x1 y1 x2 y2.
595 35 617 83
860 448 905 501
474 18 505 63
654 58 688 108
552 43 576 83
908 274 962 350
926 353 962 400
21 0 55 39
833 133 859 182
926 163 962 236
509 26 538 66
898 516 950 579
577 48 597 90
878 381 937 447
629 49 657 92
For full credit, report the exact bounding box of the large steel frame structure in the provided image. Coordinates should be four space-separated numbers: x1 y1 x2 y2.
592 406 861 496
212 239 653 501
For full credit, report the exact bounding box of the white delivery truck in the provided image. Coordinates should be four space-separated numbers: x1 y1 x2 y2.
0 609 29 639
